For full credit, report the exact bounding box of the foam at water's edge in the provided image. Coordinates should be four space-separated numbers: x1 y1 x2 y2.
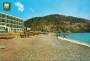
58 37 90 48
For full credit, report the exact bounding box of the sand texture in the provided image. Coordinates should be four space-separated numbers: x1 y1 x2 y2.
0 33 90 61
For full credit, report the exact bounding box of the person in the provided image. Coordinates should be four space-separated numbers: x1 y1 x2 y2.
63 35 65 38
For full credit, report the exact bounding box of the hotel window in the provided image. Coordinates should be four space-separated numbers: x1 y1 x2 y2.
10 21 13 23
7 16 9 19
13 21 15 24
4 15 6 18
0 27 5 30
8 16 10 19
12 25 14 27
2 23 5 25
15 22 17 24
11 17 13 20
10 16 11 19
14 25 15 28
13 18 15 20
6 20 8 22
15 25 17 28
16 22 18 24
19 20 21 22
19 23 21 25
2 19 5 22
17 25 19 28
7 20 9 23
11 24 13 27
15 18 16 20
21 20 23 22
10 24 12 27
19 19 20 22
16 18 17 21
7 24 9 26
17 26 18 28
10 17 13 19
2 14 4 18
17 19 19 21
20 26 22 28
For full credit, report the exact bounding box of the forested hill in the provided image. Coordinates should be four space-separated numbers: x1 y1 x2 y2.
24 14 90 32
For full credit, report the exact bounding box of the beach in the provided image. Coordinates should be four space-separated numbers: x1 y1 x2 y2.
0 33 90 60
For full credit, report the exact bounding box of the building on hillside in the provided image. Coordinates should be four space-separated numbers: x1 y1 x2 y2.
75 23 81 25
0 12 24 34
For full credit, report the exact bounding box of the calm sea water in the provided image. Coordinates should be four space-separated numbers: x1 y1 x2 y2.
58 33 90 45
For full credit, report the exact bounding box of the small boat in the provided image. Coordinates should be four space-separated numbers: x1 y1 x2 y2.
0 32 14 39
0 36 14 39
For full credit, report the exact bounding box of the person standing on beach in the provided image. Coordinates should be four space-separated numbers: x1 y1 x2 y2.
63 34 66 38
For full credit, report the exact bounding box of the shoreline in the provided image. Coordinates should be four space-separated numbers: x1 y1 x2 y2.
58 36 90 48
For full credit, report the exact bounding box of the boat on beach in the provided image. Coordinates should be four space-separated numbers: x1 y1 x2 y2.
0 32 14 39
0 36 14 39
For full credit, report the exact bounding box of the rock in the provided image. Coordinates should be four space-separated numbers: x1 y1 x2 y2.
0 46 5 49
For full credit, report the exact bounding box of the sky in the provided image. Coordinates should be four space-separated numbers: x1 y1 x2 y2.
0 0 90 20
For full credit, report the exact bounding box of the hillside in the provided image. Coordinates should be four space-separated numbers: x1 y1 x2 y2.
24 14 90 32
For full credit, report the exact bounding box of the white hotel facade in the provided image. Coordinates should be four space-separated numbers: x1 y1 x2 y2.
0 12 24 33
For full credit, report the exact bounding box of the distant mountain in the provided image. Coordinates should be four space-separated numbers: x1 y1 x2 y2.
24 14 90 32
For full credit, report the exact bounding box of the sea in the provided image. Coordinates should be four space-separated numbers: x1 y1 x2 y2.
57 33 90 47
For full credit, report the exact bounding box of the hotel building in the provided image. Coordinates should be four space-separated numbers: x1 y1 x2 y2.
0 12 24 33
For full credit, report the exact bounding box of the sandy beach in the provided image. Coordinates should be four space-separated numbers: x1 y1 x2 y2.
0 33 90 61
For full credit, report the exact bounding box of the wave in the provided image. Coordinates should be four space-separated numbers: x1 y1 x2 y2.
58 37 90 48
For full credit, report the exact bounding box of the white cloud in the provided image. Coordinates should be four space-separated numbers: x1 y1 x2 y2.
29 8 35 13
14 2 24 12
